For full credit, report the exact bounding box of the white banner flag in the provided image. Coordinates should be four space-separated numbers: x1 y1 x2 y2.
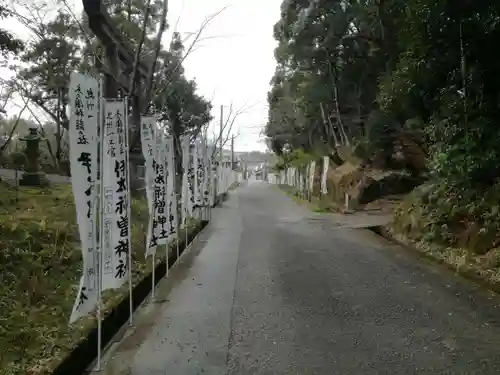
210 161 216 206
155 132 169 246
140 116 155 213
181 136 192 226
321 156 329 195
202 140 210 207
193 137 201 207
68 72 99 323
309 161 316 194
216 161 221 195
224 162 229 192
219 162 225 193
165 135 178 238
140 116 159 257
144 128 169 257
101 99 131 291
187 142 196 213
194 137 206 207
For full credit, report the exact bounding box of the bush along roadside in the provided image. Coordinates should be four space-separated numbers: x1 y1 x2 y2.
372 183 500 295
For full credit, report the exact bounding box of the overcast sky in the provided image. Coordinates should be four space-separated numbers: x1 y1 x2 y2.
2 0 281 152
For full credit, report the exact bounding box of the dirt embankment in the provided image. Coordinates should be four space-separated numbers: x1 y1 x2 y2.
314 160 420 212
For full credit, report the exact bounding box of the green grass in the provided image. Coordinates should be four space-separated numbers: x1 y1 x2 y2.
0 182 196 374
278 184 338 213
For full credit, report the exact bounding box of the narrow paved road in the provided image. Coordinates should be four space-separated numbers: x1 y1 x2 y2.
99 181 500 375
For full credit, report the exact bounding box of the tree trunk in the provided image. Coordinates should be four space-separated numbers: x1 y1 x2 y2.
55 89 62 169
320 102 340 147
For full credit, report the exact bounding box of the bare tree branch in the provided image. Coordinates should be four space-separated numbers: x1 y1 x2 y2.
0 92 30 153
142 0 169 112
172 0 185 33
7 79 63 128
0 81 15 114
8 6 46 40
320 102 339 146
211 102 256 159
25 102 58 168
153 7 228 99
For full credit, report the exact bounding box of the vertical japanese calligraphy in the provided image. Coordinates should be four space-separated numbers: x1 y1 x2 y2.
187 142 196 212
165 135 178 239
141 118 168 257
210 162 217 207
193 137 204 208
222 161 226 193
101 99 131 290
140 116 157 257
181 135 192 227
141 116 158 257
68 72 99 323
216 161 222 196
140 116 155 211
154 131 168 246
202 139 210 207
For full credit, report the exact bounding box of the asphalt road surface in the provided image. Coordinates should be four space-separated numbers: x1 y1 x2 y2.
99 180 500 375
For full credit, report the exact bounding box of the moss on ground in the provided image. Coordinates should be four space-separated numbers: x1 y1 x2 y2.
0 182 194 374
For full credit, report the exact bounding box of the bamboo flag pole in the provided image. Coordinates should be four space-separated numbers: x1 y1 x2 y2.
95 80 104 372
176 190 180 260
124 97 133 326
176 236 180 259
151 251 156 303
165 242 169 277
185 217 188 251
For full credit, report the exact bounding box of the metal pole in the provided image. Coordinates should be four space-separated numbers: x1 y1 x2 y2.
176 237 179 260
95 79 105 372
124 97 133 326
165 244 169 278
151 252 155 303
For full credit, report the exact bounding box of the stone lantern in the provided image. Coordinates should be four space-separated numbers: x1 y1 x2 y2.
19 127 49 187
